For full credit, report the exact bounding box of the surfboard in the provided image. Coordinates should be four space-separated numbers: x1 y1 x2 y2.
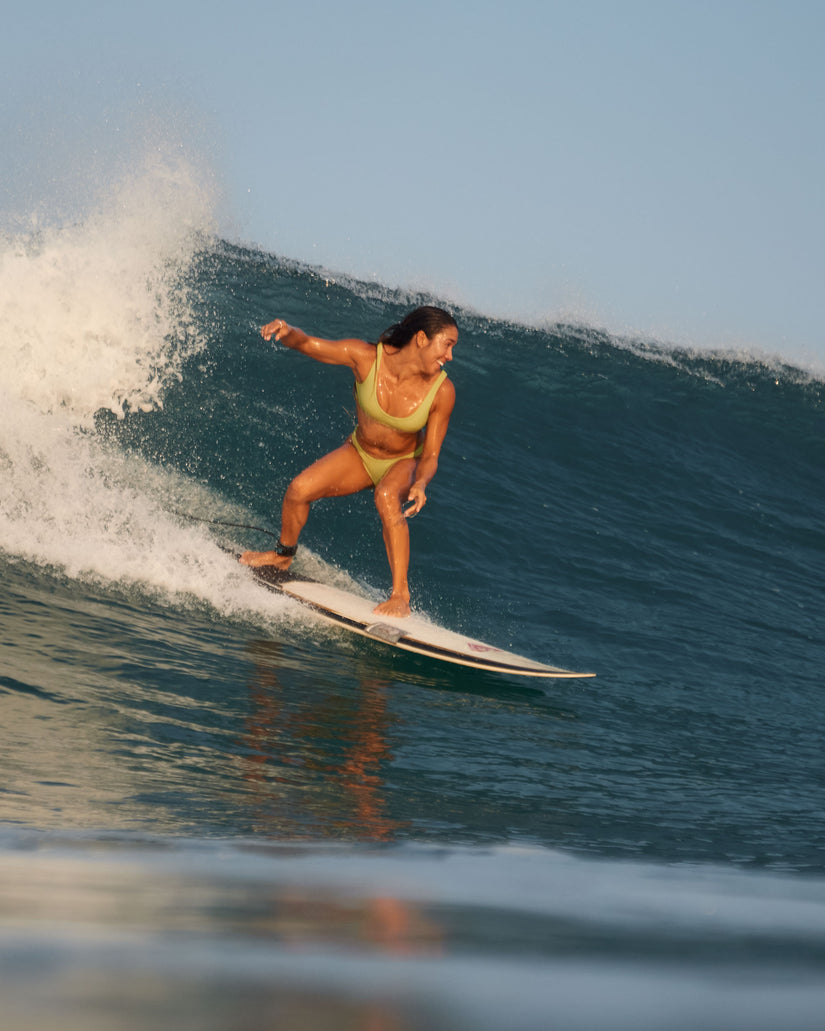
244 561 595 679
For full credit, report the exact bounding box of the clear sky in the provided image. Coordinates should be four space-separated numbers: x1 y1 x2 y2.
3 0 824 365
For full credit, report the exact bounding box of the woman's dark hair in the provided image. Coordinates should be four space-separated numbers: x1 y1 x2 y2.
379 306 457 349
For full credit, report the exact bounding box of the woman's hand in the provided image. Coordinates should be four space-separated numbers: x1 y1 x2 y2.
404 482 427 518
261 318 289 342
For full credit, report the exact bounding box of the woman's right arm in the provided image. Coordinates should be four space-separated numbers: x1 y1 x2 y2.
261 318 371 372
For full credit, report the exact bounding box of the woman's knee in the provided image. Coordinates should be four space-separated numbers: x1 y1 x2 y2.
373 482 405 521
284 472 315 506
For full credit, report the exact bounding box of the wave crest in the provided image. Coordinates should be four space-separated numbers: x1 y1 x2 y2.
0 151 215 424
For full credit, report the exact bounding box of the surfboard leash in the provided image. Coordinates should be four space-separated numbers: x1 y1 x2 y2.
168 509 280 542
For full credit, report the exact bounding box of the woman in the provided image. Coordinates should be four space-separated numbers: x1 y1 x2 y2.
240 305 458 618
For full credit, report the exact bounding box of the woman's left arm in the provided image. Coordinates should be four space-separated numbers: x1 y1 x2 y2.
404 379 456 518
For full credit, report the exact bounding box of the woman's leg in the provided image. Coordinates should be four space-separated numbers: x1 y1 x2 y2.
240 439 372 569
371 457 419 617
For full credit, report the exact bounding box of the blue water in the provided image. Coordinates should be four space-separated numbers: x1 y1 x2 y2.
1 163 824 1029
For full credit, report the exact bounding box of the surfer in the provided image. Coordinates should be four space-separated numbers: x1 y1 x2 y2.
240 306 458 618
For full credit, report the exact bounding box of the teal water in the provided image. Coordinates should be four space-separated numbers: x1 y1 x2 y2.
1 164 824 1029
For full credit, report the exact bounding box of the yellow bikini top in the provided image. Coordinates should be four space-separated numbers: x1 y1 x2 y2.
354 343 447 433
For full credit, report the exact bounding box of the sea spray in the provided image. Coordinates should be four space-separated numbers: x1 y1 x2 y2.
0 151 214 423
0 391 279 623
0 154 296 623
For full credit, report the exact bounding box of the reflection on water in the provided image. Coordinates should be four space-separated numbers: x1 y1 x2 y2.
5 563 825 1029
238 640 407 842
4 833 825 1031
0 836 445 1031
0 845 443 960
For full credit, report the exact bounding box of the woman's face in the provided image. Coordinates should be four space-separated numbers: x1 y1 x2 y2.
425 326 458 372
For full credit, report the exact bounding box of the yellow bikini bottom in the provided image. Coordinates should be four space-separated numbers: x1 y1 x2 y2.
350 431 423 486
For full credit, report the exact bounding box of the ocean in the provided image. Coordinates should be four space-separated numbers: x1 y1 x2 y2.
1 160 824 1030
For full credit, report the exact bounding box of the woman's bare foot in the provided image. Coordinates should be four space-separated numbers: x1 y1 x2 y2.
239 550 293 571
372 593 411 618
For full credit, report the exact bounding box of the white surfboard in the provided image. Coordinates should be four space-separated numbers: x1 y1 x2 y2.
245 561 594 679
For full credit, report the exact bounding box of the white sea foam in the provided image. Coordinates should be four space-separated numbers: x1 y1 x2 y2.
0 388 291 624
0 154 299 626
0 151 214 424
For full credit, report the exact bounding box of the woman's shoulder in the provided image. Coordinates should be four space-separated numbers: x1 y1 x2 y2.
432 371 455 407
344 337 378 379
